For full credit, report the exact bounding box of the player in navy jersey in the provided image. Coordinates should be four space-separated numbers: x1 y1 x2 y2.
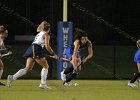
61 28 93 86
128 39 140 87
7 21 58 89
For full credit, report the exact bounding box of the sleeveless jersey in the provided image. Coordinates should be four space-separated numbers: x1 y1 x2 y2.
71 40 88 52
32 31 47 48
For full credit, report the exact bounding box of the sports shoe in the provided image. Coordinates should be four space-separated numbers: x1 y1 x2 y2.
61 71 66 81
128 82 137 87
63 82 73 86
7 75 13 88
0 82 5 86
39 84 51 89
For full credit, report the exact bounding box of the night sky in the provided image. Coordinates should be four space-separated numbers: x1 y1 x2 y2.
0 0 140 44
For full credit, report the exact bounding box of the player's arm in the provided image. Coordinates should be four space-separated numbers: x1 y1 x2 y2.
1 40 5 49
71 40 80 71
136 39 140 48
43 33 57 57
0 37 5 49
82 39 93 63
0 29 8 49
0 42 4 49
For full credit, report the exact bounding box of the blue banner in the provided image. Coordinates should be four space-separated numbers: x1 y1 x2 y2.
57 21 73 80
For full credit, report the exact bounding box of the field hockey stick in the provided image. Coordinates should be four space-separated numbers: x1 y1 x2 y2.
77 61 83 68
45 55 71 61
45 54 88 70
77 57 93 68
1 51 12 57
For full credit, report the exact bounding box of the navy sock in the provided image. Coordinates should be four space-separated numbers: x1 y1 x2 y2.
130 72 140 83
65 71 77 82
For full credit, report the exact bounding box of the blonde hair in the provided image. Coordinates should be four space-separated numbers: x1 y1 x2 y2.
0 25 8 38
37 21 50 32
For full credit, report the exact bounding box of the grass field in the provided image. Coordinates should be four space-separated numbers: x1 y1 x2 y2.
0 80 140 100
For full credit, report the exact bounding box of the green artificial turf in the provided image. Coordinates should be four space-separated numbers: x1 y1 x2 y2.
0 80 140 100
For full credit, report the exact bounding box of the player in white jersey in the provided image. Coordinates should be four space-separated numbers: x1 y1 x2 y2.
0 25 8 86
7 21 58 89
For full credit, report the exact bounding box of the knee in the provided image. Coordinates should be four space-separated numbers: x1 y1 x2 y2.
43 64 49 69
25 67 32 72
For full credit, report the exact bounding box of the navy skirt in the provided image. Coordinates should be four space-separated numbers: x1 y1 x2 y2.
23 44 43 59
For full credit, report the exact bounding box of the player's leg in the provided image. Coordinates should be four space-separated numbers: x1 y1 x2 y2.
128 63 140 87
64 58 81 86
35 58 50 89
7 57 35 87
61 47 73 81
13 57 35 80
64 65 74 74
137 63 140 82
61 60 81 82
128 50 140 87
0 59 5 86
61 65 74 81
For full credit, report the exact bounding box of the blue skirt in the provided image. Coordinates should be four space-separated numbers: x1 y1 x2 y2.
23 44 43 59
66 47 81 59
134 49 140 63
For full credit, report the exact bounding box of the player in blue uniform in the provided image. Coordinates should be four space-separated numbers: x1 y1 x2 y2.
7 21 58 89
61 28 93 86
128 39 140 87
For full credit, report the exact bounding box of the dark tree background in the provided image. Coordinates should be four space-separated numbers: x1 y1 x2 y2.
0 0 140 44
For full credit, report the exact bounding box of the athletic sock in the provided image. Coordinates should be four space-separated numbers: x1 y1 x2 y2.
0 69 3 79
65 71 78 82
13 68 27 80
130 72 140 83
64 66 74 74
41 68 48 85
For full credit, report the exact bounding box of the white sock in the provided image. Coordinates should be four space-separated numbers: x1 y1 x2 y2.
0 69 3 79
41 68 48 85
13 68 27 80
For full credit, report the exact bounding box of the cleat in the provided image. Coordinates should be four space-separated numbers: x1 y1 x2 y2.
61 71 66 81
63 82 73 86
7 75 13 88
39 84 51 89
0 82 5 86
128 82 137 87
